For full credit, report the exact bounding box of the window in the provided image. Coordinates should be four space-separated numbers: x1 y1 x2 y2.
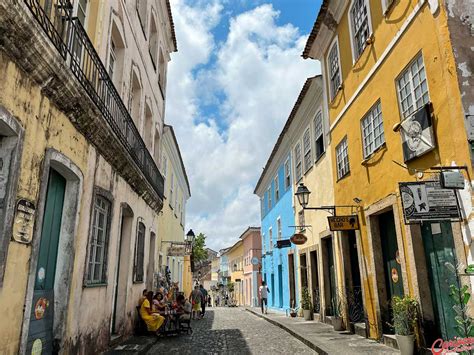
303 128 312 172
86 195 112 285
134 222 146 282
170 173 174 207
277 218 282 241
158 50 167 95
314 111 325 160
336 137 350 179
350 0 371 59
108 40 116 80
267 187 272 210
260 197 264 217
361 101 385 158
396 54 430 120
284 158 291 190
180 196 184 224
128 69 142 129
76 0 88 27
269 228 273 251
262 234 266 254
149 17 158 69
327 39 341 101
137 0 147 35
294 143 302 182
274 175 280 201
174 189 178 213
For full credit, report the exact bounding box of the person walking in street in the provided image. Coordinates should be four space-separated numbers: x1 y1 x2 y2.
199 284 208 318
189 285 202 320
259 281 270 314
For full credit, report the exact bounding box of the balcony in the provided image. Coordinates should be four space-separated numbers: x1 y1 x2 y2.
0 0 164 210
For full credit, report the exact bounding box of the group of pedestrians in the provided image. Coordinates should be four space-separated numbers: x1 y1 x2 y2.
189 284 209 320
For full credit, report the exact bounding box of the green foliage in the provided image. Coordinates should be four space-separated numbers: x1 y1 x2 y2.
331 296 342 318
301 287 312 310
227 281 235 293
392 296 418 336
192 233 208 263
447 270 474 337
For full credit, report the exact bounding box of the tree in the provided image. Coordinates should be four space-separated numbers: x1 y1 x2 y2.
192 233 208 263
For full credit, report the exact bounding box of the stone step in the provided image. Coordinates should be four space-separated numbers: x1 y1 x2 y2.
383 334 399 350
353 322 367 338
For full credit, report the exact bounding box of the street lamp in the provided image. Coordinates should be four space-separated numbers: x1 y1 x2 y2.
295 183 311 208
185 229 195 254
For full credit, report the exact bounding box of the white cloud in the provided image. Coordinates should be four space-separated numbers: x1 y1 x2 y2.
167 1 320 251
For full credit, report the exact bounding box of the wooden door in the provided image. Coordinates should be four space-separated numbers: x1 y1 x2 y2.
27 170 66 354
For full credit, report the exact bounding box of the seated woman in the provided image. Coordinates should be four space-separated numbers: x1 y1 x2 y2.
139 291 165 335
152 292 166 312
138 289 147 307
176 294 192 320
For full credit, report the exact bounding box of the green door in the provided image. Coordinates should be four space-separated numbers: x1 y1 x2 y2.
325 238 337 315
421 222 458 340
27 170 66 354
379 211 404 332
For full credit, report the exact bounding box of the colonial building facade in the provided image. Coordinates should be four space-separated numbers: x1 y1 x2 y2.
241 227 262 307
303 0 474 346
0 0 179 353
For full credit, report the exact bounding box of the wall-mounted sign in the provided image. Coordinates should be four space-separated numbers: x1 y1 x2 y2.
400 103 436 162
168 245 186 257
327 215 359 231
276 239 291 248
440 171 465 189
12 199 36 244
251 257 259 265
290 233 307 245
399 181 461 223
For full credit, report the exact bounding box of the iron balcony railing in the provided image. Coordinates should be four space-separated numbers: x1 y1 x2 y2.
23 0 164 199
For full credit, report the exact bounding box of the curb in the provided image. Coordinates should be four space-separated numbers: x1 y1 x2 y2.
245 308 327 355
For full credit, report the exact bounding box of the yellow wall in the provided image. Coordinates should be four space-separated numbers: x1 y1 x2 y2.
0 54 89 353
322 1 471 338
226 241 244 306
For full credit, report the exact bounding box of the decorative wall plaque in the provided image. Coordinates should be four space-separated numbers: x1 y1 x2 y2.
12 199 36 244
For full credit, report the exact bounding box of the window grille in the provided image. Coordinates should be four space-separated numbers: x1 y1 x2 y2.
328 41 341 100
303 128 312 172
134 222 146 283
336 137 350 179
314 111 325 160
361 101 385 158
350 0 371 58
284 158 291 189
294 143 302 182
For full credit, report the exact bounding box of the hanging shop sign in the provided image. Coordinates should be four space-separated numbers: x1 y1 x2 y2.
12 199 36 244
276 239 292 248
440 170 465 189
327 215 360 231
290 233 307 245
400 103 436 162
399 181 461 223
168 245 186 257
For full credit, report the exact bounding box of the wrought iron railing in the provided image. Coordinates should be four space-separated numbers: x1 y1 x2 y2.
23 0 164 199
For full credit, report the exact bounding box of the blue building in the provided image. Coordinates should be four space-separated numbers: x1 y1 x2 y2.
255 146 299 311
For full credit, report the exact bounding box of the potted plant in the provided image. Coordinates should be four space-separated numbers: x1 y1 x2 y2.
392 296 418 355
331 296 344 331
301 287 313 320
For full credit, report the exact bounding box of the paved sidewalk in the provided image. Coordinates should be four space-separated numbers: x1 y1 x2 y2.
246 307 399 355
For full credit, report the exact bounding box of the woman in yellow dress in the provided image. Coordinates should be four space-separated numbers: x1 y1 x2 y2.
140 291 165 333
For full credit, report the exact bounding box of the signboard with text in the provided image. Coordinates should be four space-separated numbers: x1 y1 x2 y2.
327 215 359 231
167 245 186 257
399 181 461 223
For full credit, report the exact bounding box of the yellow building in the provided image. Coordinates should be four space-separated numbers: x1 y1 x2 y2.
304 0 474 346
157 125 191 294
225 240 245 306
0 0 176 353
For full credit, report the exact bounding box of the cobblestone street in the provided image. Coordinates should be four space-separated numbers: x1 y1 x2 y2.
146 307 315 354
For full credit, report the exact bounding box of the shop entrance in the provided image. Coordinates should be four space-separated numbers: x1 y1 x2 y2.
322 237 336 316
288 253 296 308
378 210 404 333
310 250 320 313
278 264 283 308
342 231 363 324
421 222 459 340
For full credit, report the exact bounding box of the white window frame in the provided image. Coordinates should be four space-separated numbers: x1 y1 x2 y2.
274 175 280 201
86 194 112 285
396 53 430 120
326 36 343 102
361 100 385 158
74 0 89 28
260 197 264 217
108 39 117 80
381 0 395 14
348 0 373 62
336 136 350 179
267 186 272 210
269 227 273 251
303 127 312 173
284 157 291 190
277 218 282 241
314 109 325 161
294 142 302 182
262 233 266 254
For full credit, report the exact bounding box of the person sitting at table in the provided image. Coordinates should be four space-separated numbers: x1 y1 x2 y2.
140 291 165 335
153 292 166 312
176 294 192 320
138 289 147 307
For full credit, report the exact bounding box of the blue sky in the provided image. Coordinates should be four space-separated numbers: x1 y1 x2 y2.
167 0 322 251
